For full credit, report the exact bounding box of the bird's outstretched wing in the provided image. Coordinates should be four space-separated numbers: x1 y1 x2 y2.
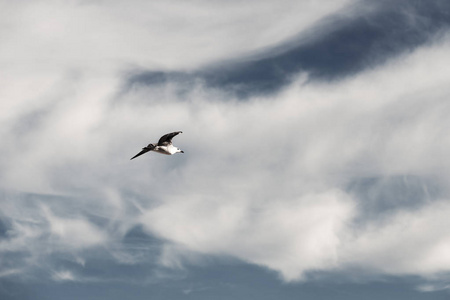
130 144 156 160
157 131 182 146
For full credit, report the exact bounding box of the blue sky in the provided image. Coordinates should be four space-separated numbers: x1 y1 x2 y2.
1 0 450 299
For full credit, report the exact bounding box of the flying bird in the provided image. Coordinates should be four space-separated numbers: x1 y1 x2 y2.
130 131 184 160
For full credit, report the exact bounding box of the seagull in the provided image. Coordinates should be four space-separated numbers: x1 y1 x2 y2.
130 131 184 160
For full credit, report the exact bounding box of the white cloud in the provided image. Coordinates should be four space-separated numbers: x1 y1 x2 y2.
341 200 450 274
2 0 450 284
0 0 353 71
43 206 108 249
0 0 354 194
133 36 450 280
143 189 354 281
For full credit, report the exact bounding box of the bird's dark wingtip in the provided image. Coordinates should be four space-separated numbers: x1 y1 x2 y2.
130 148 151 160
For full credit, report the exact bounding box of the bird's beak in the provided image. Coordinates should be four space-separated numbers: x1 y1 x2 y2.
181 151 184 153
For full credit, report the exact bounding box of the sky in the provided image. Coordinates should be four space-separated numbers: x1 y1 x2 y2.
1 0 450 299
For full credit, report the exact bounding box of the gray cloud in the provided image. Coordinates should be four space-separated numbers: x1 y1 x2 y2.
128 0 450 98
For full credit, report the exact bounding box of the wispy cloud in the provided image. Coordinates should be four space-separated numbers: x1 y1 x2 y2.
417 282 450 292
0 0 353 71
51 270 76 282
1 0 450 289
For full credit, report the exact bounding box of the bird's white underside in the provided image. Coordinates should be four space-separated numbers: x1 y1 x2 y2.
154 145 179 155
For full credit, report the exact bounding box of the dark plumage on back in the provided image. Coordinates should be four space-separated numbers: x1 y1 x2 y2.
158 131 182 146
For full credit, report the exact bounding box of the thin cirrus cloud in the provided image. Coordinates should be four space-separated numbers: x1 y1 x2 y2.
1 0 450 293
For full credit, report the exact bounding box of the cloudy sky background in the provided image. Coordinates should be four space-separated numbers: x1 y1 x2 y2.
2 0 450 299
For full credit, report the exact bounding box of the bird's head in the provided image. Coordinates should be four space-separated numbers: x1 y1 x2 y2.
177 148 184 154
